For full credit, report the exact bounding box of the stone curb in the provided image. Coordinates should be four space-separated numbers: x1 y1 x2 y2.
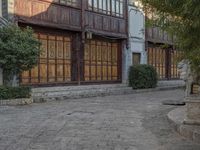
0 98 33 106
0 85 184 105
33 85 185 103
120 85 185 95
167 107 200 142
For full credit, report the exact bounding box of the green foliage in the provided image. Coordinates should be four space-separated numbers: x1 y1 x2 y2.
129 64 158 89
0 86 31 100
140 0 200 82
0 25 41 76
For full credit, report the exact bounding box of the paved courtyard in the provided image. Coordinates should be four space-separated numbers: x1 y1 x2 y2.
0 89 200 150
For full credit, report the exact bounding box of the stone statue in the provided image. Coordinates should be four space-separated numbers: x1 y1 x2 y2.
178 60 193 97
178 60 200 125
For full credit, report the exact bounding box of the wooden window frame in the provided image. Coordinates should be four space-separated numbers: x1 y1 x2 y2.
87 0 124 18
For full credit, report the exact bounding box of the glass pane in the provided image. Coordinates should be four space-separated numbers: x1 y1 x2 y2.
107 0 111 14
103 0 107 11
116 0 120 16
99 0 103 10
112 0 116 14
60 0 67 5
94 0 98 9
120 1 123 16
88 0 93 9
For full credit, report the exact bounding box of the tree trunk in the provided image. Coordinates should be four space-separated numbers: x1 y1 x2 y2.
3 70 19 87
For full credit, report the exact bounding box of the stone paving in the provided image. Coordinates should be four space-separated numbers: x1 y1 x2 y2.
0 89 200 150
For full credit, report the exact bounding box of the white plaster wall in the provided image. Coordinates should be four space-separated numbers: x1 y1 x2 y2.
122 5 146 83
129 5 146 65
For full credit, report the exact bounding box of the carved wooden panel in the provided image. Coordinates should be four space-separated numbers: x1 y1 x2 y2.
84 40 120 81
15 0 81 30
21 32 72 85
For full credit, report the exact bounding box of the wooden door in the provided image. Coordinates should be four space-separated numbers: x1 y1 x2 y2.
84 40 121 82
147 46 180 80
148 47 167 79
170 50 180 79
21 33 72 85
132 53 141 65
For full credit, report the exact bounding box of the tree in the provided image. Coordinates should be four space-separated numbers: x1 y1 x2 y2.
0 25 41 86
140 0 200 83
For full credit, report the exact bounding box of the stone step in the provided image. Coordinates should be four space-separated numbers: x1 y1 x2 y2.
32 81 185 103
32 84 129 93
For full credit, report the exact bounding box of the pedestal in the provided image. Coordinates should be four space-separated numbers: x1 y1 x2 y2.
184 96 200 125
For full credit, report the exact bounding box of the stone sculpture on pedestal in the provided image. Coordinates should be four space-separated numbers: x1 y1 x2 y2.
178 60 200 125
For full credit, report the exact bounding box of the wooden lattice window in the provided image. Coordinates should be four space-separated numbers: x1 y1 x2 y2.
88 0 124 17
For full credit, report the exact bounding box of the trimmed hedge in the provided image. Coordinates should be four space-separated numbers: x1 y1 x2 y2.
0 86 31 100
129 64 158 89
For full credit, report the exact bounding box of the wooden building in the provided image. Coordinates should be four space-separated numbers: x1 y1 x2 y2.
145 8 180 81
146 26 180 80
5 0 128 86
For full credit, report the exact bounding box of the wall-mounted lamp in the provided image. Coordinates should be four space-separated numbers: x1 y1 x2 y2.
85 31 92 40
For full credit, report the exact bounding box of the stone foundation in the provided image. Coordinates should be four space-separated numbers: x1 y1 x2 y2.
0 98 33 106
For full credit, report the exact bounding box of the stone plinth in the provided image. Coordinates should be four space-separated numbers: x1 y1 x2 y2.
184 96 200 125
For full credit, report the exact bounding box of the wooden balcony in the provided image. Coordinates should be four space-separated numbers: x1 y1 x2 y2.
146 27 174 45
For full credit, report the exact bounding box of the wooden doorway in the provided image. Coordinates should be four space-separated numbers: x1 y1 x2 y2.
21 32 72 85
84 40 121 82
147 46 180 80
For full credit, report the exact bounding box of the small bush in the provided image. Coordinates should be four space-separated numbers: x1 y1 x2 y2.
129 64 158 89
0 86 31 100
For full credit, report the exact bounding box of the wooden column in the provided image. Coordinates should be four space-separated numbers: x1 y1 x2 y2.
80 0 87 83
71 33 81 83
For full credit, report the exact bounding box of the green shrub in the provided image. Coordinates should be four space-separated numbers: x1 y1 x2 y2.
0 86 31 100
129 64 158 89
